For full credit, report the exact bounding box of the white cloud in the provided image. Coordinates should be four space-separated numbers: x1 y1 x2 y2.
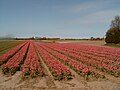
56 0 110 13
67 1 96 13
65 9 120 25
79 9 120 24
68 0 120 14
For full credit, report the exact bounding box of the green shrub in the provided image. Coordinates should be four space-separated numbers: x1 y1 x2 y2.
105 27 120 44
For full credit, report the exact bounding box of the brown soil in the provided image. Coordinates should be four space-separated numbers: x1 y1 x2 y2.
56 40 106 46
0 70 120 90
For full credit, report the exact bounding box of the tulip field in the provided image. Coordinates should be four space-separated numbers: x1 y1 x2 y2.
0 40 120 81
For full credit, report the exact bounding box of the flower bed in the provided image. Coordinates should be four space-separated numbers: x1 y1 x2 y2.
22 42 43 78
35 43 72 80
1 42 29 75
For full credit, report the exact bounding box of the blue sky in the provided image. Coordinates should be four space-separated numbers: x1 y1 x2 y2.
0 0 120 38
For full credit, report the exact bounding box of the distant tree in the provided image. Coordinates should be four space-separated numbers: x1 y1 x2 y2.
29 37 34 40
90 37 94 40
111 16 120 30
105 16 120 44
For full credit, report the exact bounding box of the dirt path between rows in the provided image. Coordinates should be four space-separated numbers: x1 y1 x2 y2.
0 70 120 90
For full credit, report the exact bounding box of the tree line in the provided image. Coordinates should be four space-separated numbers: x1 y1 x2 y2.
105 16 120 44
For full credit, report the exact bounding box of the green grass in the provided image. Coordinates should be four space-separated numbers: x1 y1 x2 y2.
104 43 120 48
0 49 9 56
0 40 24 56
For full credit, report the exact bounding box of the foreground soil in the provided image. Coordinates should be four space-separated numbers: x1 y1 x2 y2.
0 70 120 90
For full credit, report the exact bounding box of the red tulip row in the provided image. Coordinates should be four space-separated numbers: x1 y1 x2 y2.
57 44 120 68
42 44 120 77
48 43 120 62
1 43 29 75
50 44 120 67
35 43 72 80
22 42 43 78
60 44 120 62
38 44 105 80
0 42 26 65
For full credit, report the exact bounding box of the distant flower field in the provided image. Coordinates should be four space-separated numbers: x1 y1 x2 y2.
0 41 120 80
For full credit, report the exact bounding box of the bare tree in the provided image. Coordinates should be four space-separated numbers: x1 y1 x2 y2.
111 16 120 30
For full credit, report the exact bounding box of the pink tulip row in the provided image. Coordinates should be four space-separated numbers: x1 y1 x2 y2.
48 43 120 62
22 42 43 78
0 42 26 65
35 43 72 80
1 42 29 75
39 44 105 79
60 44 120 61
71 44 120 55
58 44 120 68
42 44 120 77
50 44 120 67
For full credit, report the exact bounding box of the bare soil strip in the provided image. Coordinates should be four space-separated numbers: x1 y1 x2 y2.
36 48 56 89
